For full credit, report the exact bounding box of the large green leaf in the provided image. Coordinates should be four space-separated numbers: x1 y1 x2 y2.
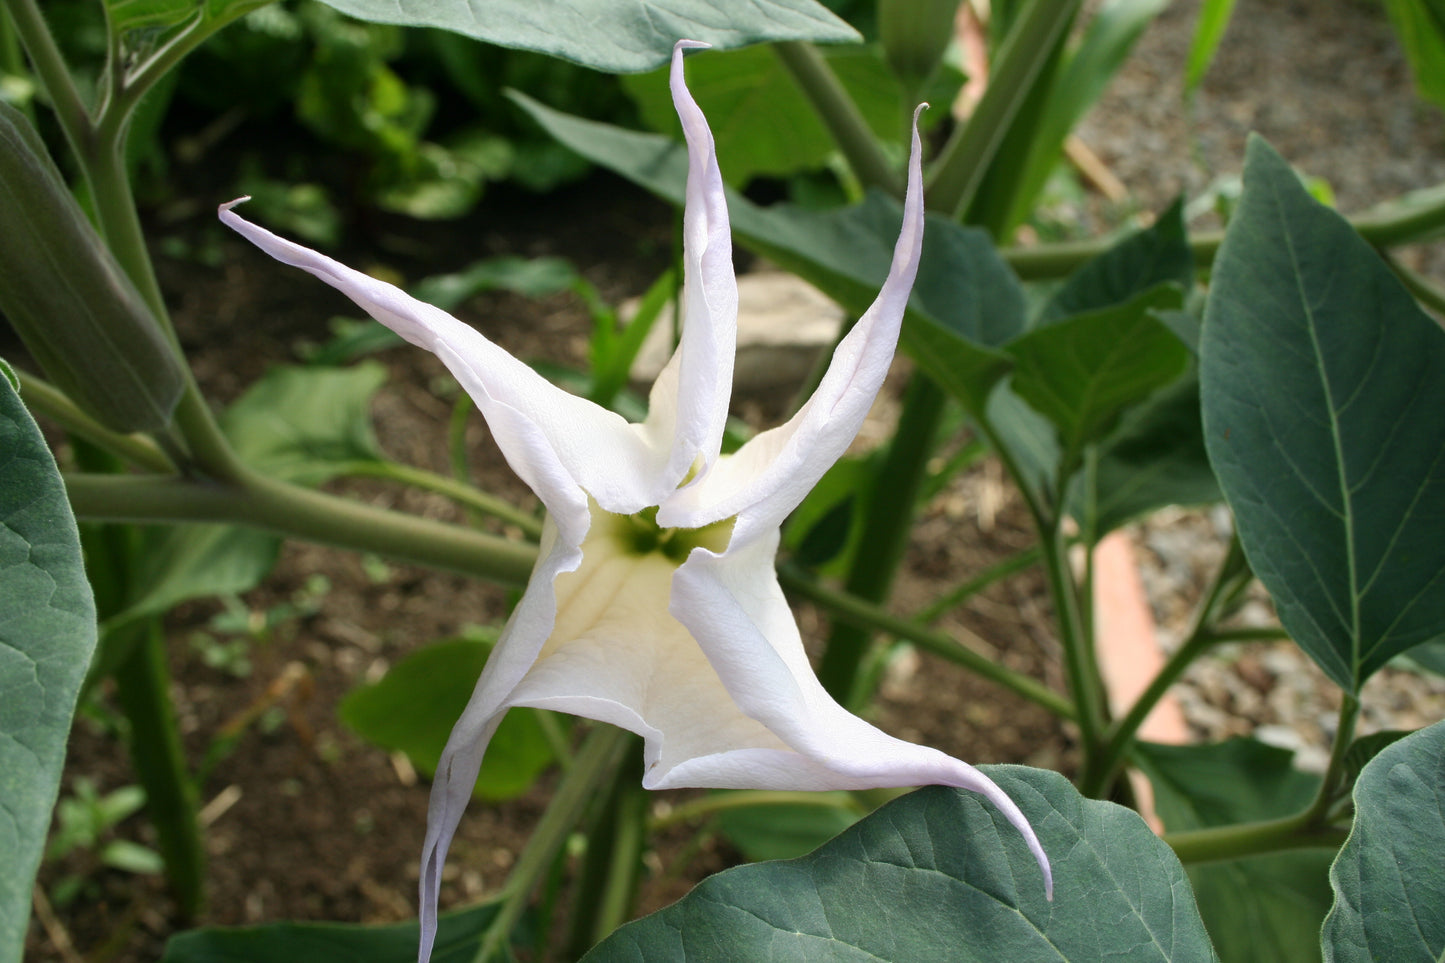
512 94 1026 412
160 901 501 962
1200 137 1445 693
313 0 858 73
339 635 557 801
106 0 275 38
584 769 1218 962
0 377 98 963
1322 719 1445 961
1136 739 1334 963
1007 284 1188 470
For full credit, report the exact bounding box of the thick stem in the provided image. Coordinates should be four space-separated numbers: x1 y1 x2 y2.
63 471 539 587
337 460 542 539
772 41 901 196
815 376 947 706
1165 812 1349 865
112 619 206 920
926 0 1082 218
782 566 1074 719
1042 515 1106 755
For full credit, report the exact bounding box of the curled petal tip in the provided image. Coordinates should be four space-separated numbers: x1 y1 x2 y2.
674 39 711 53
218 196 252 215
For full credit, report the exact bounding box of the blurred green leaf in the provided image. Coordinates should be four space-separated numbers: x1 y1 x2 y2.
715 794 863 861
1323 719 1445 961
1184 0 1238 94
1201 137 1445 693
106 0 276 39
339 635 557 800
586 771 1216 962
1136 739 1332 963
161 902 504 962
313 0 858 72
1382 0 1445 109
0 378 97 963
622 45 904 187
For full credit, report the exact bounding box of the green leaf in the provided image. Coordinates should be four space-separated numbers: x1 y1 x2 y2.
1200 136 1445 693
511 94 1027 413
1007 284 1188 469
1038 199 1193 325
584 769 1218 962
1322 719 1445 961
1184 0 1239 94
714 794 863 861
0 378 98 963
106 0 275 37
312 0 858 73
161 902 502 962
621 45 904 186
1382 0 1445 109
1136 739 1333 963
1338 730 1412 796
1072 372 1220 535
339 635 557 801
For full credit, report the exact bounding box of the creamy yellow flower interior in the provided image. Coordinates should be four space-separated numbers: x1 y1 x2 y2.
603 506 734 562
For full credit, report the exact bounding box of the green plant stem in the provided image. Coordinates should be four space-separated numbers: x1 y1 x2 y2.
1043 515 1106 753
650 789 863 831
3 0 90 148
1167 694 1360 865
1386 251 1445 317
17 370 174 472
1205 625 1290 644
914 545 1042 624
926 0 1082 218
336 460 543 539
1082 536 1244 794
781 566 1074 719
473 725 630 963
590 772 648 947
1164 811 1350 865
62 471 539 587
814 376 947 706
111 619 206 920
1006 181 1445 281
772 41 900 197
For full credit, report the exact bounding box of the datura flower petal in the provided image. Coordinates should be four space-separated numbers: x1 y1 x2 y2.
221 40 1051 963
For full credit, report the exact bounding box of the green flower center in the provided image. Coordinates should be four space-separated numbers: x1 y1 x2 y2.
606 506 734 562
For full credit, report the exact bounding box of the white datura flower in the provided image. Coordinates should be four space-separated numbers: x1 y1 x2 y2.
221 39 1050 961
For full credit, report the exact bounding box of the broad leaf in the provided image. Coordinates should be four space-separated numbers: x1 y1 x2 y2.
1038 199 1192 325
1071 372 1219 535
512 94 1027 412
1200 137 1445 693
1136 739 1334 963
339 635 557 801
1322 719 1445 961
0 378 98 963
585 769 1218 962
314 0 858 73
161 901 501 962
1008 284 1188 469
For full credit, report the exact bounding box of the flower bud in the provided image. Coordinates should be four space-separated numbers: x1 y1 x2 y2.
879 0 961 95
0 102 184 433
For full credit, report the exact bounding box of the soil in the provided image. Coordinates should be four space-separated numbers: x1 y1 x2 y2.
25 0 1445 960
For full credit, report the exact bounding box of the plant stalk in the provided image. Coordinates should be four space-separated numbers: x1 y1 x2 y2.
62 471 539 587
772 41 901 197
782 566 1074 719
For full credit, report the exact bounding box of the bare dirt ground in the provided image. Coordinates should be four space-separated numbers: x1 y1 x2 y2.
27 1 1445 960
